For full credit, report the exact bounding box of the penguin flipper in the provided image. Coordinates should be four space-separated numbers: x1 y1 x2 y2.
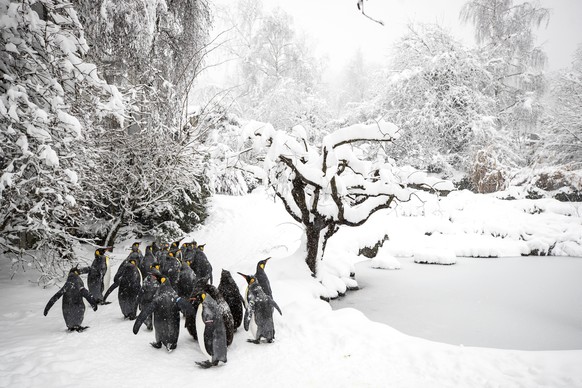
102 281 119 302
176 297 195 317
270 298 282 316
133 301 156 335
243 305 253 331
78 266 90 275
43 287 65 316
80 287 99 311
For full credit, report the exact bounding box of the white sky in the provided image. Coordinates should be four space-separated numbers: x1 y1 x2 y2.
211 0 582 73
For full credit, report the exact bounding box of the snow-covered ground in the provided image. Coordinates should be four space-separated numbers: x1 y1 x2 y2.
1 189 582 387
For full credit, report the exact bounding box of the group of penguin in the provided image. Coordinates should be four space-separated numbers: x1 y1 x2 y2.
43 241 282 368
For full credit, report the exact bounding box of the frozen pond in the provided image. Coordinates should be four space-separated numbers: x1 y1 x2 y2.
330 256 582 350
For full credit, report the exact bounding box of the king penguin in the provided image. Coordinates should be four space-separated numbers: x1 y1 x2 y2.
44 266 99 332
254 257 272 297
86 247 112 305
238 272 282 343
194 291 227 368
104 259 142 319
139 245 156 278
133 274 193 351
175 259 196 299
137 264 162 330
218 269 245 330
190 244 212 286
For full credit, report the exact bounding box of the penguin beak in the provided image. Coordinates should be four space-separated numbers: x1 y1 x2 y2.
237 272 250 282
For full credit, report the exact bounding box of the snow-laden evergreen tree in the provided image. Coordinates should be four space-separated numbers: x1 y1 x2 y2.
244 119 453 275
460 0 550 165
0 0 124 280
542 45 582 167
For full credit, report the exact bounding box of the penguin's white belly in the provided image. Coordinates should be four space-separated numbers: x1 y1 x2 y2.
250 314 258 339
196 304 211 361
103 262 111 290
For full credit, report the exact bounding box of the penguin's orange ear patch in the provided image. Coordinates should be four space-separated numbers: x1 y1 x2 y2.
250 278 255 284
161 277 167 284
260 263 265 269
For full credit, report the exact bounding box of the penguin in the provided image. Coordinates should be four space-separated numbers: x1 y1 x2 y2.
238 273 282 344
160 251 181 286
185 283 233 343
103 259 142 319
193 291 227 368
218 269 245 330
133 275 194 351
182 242 196 262
127 241 144 265
137 264 162 331
169 239 182 255
86 247 113 305
200 284 234 346
254 257 273 298
139 245 156 278
175 259 196 299
190 245 212 286
44 266 99 332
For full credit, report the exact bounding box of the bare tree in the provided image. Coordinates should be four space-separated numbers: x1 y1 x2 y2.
245 120 451 275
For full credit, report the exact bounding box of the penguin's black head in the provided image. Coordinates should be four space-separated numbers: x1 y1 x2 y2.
146 245 152 252
95 247 112 256
171 240 181 248
168 252 174 258
257 257 271 270
69 266 80 276
149 268 162 280
131 242 140 251
237 272 256 284
162 243 170 251
198 244 206 252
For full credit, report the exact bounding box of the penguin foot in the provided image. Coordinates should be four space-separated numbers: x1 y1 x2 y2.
247 339 261 344
150 342 162 349
68 326 89 332
165 343 177 352
196 360 219 369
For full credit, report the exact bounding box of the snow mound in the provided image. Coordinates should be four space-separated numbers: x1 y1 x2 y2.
370 252 401 269
413 248 457 265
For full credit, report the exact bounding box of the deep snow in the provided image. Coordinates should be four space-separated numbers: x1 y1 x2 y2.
1 189 582 388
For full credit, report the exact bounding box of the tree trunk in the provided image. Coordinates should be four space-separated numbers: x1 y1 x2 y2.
305 221 336 276
305 225 322 275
